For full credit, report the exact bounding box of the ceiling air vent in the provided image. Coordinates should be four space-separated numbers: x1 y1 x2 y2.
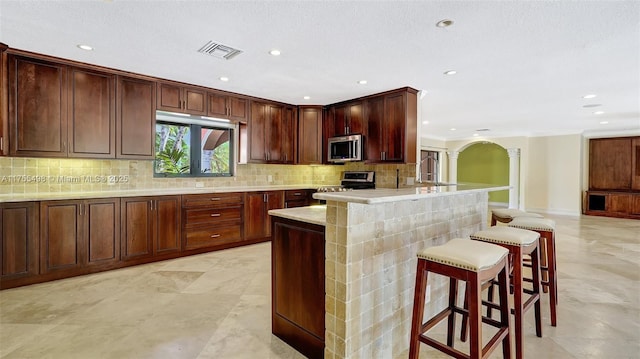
198 41 242 60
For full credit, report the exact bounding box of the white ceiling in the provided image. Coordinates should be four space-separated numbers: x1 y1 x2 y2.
1 0 639 140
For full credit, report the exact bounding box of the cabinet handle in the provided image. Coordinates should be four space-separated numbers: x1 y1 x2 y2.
79 204 83 216
210 198 221 201
294 192 302 196
0 136 3 151
263 193 268 202
62 141 66 152
210 213 221 217
210 234 221 238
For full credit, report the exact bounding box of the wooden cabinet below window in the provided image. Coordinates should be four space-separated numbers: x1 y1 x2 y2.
182 192 243 250
1 202 39 285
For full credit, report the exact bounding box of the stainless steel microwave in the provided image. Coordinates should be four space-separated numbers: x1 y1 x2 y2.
327 134 363 163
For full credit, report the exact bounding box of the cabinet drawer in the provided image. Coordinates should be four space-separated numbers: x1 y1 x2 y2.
182 193 243 207
184 225 242 250
285 189 311 201
185 206 241 226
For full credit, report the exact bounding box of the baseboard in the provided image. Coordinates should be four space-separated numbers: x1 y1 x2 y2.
525 207 581 217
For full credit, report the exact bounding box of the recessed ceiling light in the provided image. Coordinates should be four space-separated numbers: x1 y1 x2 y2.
422 120 429 124
444 70 457 75
77 44 93 51
219 76 229 82
358 80 368 85
582 104 602 108
599 121 609 124
436 19 454 28
583 94 597 99
450 128 456 131
473 133 479 137
269 49 281 56
593 111 605 115
303 96 310 100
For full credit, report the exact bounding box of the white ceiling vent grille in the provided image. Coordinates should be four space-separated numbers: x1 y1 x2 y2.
198 41 242 60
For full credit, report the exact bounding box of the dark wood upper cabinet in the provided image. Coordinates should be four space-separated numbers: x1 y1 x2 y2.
589 137 633 190
1 202 39 284
8 55 67 157
116 76 155 159
0 44 8 156
332 101 363 136
68 67 115 158
8 54 119 158
249 101 295 163
364 88 417 164
207 91 249 122
298 106 323 165
156 81 206 116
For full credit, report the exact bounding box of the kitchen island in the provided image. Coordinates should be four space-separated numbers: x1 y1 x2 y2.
269 184 507 359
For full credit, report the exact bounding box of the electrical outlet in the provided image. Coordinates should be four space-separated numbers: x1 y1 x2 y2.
426 284 431 303
267 175 273 182
406 177 415 185
195 182 204 188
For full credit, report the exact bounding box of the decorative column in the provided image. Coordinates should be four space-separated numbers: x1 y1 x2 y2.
507 148 521 209
447 151 459 184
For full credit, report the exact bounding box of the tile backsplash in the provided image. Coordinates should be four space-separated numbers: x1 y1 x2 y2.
0 158 416 195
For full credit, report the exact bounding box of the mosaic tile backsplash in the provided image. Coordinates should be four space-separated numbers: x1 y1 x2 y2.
0 158 416 195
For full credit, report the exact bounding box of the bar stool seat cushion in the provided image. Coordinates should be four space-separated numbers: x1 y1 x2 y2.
492 208 543 220
417 238 509 272
509 217 556 231
471 226 540 247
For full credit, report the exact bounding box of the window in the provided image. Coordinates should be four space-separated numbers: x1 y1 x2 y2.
155 111 235 177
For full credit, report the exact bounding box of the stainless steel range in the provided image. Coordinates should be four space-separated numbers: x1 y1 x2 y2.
317 171 376 192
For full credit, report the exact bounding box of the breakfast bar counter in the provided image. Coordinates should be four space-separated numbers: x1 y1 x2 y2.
269 185 506 358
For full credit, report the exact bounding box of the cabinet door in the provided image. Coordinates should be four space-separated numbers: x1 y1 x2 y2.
121 198 153 260
156 82 183 113
365 96 384 162
333 105 348 136
265 191 284 238
348 102 364 135
154 196 181 254
244 192 268 240
184 87 206 115
1 202 39 281
281 106 296 164
207 92 228 118
86 199 120 266
298 106 323 164
608 193 631 215
117 76 155 159
249 102 267 162
589 138 632 190
266 104 284 162
9 55 67 157
383 92 406 162
632 137 640 191
228 96 248 122
68 67 115 158
40 201 83 273
1 45 7 156
631 194 640 216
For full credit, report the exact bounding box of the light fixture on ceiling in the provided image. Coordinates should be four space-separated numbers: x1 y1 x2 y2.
269 49 281 56
473 133 479 137
436 19 454 28
583 94 597 99
77 44 93 51
450 128 456 131
599 121 609 124
219 77 229 82
422 120 429 124
593 111 605 115
303 96 310 100
444 70 457 75
358 80 368 85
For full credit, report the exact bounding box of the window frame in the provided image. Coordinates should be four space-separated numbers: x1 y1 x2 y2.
154 111 237 178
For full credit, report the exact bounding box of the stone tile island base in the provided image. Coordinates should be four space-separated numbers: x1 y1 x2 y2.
323 191 488 358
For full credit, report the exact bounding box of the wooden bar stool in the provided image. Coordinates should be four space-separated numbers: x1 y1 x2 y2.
409 238 512 359
509 217 558 327
491 208 543 226
460 227 543 359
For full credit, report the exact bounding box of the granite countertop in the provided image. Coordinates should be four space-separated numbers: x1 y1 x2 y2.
313 183 511 204
269 205 327 226
0 184 321 203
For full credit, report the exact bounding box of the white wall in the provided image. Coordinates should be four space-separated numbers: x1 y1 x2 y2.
526 134 582 215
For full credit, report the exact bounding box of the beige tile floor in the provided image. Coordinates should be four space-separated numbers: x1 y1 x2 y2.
1 214 638 358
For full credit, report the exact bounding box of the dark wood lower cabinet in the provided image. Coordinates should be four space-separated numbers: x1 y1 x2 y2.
1 202 39 283
121 196 181 261
244 191 284 241
585 191 640 219
271 216 325 359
